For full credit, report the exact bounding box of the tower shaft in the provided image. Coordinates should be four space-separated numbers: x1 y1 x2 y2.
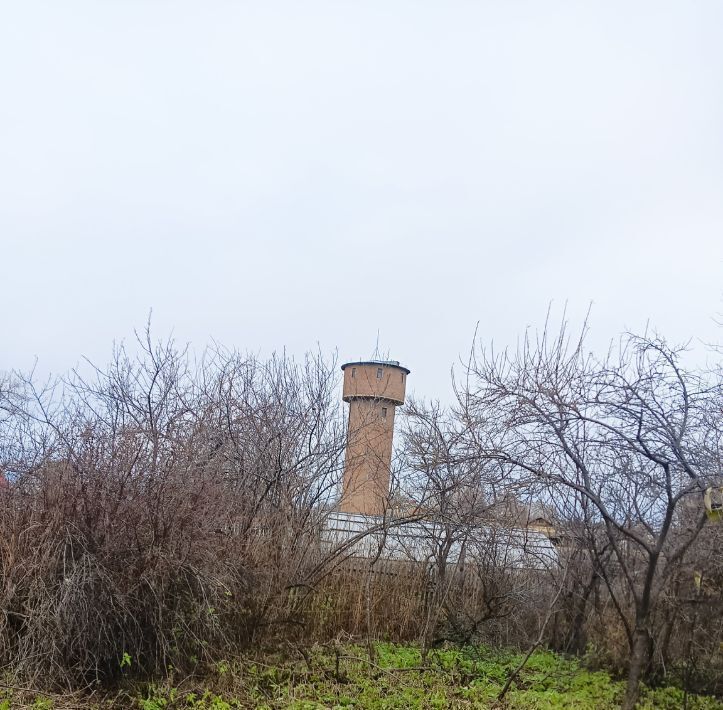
339 361 409 516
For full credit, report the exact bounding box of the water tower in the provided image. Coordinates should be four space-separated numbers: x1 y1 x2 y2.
339 360 409 516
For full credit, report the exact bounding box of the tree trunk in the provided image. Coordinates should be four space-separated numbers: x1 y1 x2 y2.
623 626 651 710
657 612 676 679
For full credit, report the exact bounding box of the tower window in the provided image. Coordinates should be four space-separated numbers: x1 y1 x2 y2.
381 407 388 418
351 367 356 378
376 367 383 379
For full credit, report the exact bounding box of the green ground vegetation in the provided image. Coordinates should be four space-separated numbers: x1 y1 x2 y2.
2 644 721 709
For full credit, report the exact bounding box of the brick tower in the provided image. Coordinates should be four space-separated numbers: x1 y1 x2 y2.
339 360 409 516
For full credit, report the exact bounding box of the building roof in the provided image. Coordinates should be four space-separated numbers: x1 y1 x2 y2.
321 511 557 570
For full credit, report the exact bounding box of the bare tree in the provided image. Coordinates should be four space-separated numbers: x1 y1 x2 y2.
400 398 550 659
457 322 722 709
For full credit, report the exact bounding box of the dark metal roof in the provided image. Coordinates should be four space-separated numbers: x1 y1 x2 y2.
341 360 410 375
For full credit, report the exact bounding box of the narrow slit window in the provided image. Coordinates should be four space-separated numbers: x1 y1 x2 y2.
376 367 383 379
351 367 356 378
381 407 388 419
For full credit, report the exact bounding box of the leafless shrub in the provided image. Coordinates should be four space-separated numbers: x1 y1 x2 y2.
0 330 346 688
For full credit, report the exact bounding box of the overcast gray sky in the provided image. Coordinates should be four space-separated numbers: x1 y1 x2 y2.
1 1 722 401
